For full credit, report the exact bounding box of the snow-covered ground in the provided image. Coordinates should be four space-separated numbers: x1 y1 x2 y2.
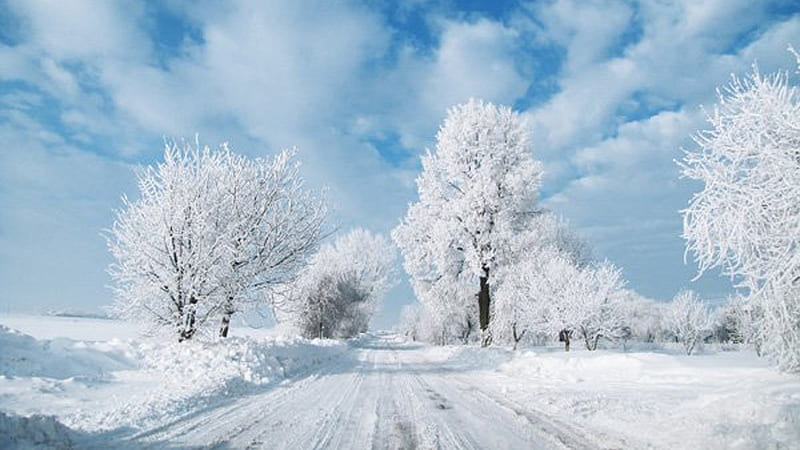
1 314 798 449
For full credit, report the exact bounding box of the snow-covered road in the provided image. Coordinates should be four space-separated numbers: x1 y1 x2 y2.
134 334 621 449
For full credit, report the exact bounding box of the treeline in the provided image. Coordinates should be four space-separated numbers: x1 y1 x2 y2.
392 46 800 373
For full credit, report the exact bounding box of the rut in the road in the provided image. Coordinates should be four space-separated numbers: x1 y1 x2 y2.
135 335 625 449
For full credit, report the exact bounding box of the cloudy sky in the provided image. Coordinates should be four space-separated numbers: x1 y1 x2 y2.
1 0 799 327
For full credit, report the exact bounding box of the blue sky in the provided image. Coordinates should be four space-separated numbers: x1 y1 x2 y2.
1 0 799 327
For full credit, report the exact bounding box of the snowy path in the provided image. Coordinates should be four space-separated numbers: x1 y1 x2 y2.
134 334 622 449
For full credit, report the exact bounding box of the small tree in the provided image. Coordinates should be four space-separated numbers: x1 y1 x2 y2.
569 261 628 351
666 290 709 355
109 141 326 341
727 295 765 356
280 229 396 339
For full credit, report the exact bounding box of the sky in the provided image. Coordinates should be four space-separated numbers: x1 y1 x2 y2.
1 0 799 328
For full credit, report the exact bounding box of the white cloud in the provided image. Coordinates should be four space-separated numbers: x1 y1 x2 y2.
1 0 798 317
7 0 148 61
533 0 635 74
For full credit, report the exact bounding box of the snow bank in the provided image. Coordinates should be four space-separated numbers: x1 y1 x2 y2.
0 411 78 449
0 325 138 379
499 350 665 383
85 336 350 430
0 320 351 435
491 348 800 449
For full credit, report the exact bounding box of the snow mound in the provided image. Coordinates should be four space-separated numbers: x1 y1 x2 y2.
0 325 138 380
499 350 652 383
493 349 800 449
84 336 350 430
0 411 78 449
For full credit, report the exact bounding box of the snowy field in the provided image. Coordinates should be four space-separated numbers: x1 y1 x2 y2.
1 314 798 449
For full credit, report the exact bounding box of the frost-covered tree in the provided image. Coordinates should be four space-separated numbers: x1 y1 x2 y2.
108 143 228 341
493 214 589 350
621 291 668 344
393 99 544 346
726 294 765 356
680 54 800 370
280 229 396 339
665 290 709 355
569 261 628 351
398 303 423 341
494 248 577 350
108 141 326 341
214 149 327 338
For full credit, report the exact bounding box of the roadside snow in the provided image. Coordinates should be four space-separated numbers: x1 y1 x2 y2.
0 318 349 441
489 348 800 449
0 411 79 449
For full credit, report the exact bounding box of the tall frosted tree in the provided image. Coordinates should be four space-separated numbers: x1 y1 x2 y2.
393 99 543 346
681 52 800 370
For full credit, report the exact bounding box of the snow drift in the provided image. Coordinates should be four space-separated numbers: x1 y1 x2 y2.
0 322 350 436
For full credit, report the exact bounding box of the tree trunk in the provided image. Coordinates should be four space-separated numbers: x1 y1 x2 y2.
592 334 600 351
559 328 571 352
512 323 526 351
219 297 234 338
583 329 593 351
478 267 491 347
179 296 198 342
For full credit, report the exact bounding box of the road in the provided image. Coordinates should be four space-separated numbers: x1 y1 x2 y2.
135 334 624 449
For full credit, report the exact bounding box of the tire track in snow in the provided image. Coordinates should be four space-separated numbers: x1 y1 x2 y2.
136 335 623 449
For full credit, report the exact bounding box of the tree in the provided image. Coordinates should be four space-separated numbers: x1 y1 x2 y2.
665 290 709 355
621 291 668 344
569 261 628 351
108 141 326 341
214 149 327 338
279 229 396 339
393 99 544 346
108 143 228 341
680 54 800 370
726 294 765 356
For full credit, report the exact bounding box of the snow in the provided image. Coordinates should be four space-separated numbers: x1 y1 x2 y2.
0 314 349 447
0 412 80 449
1 314 798 449
491 348 800 449
0 313 143 341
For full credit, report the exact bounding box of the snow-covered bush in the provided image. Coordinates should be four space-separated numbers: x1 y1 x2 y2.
680 52 800 370
279 229 396 339
665 290 709 355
